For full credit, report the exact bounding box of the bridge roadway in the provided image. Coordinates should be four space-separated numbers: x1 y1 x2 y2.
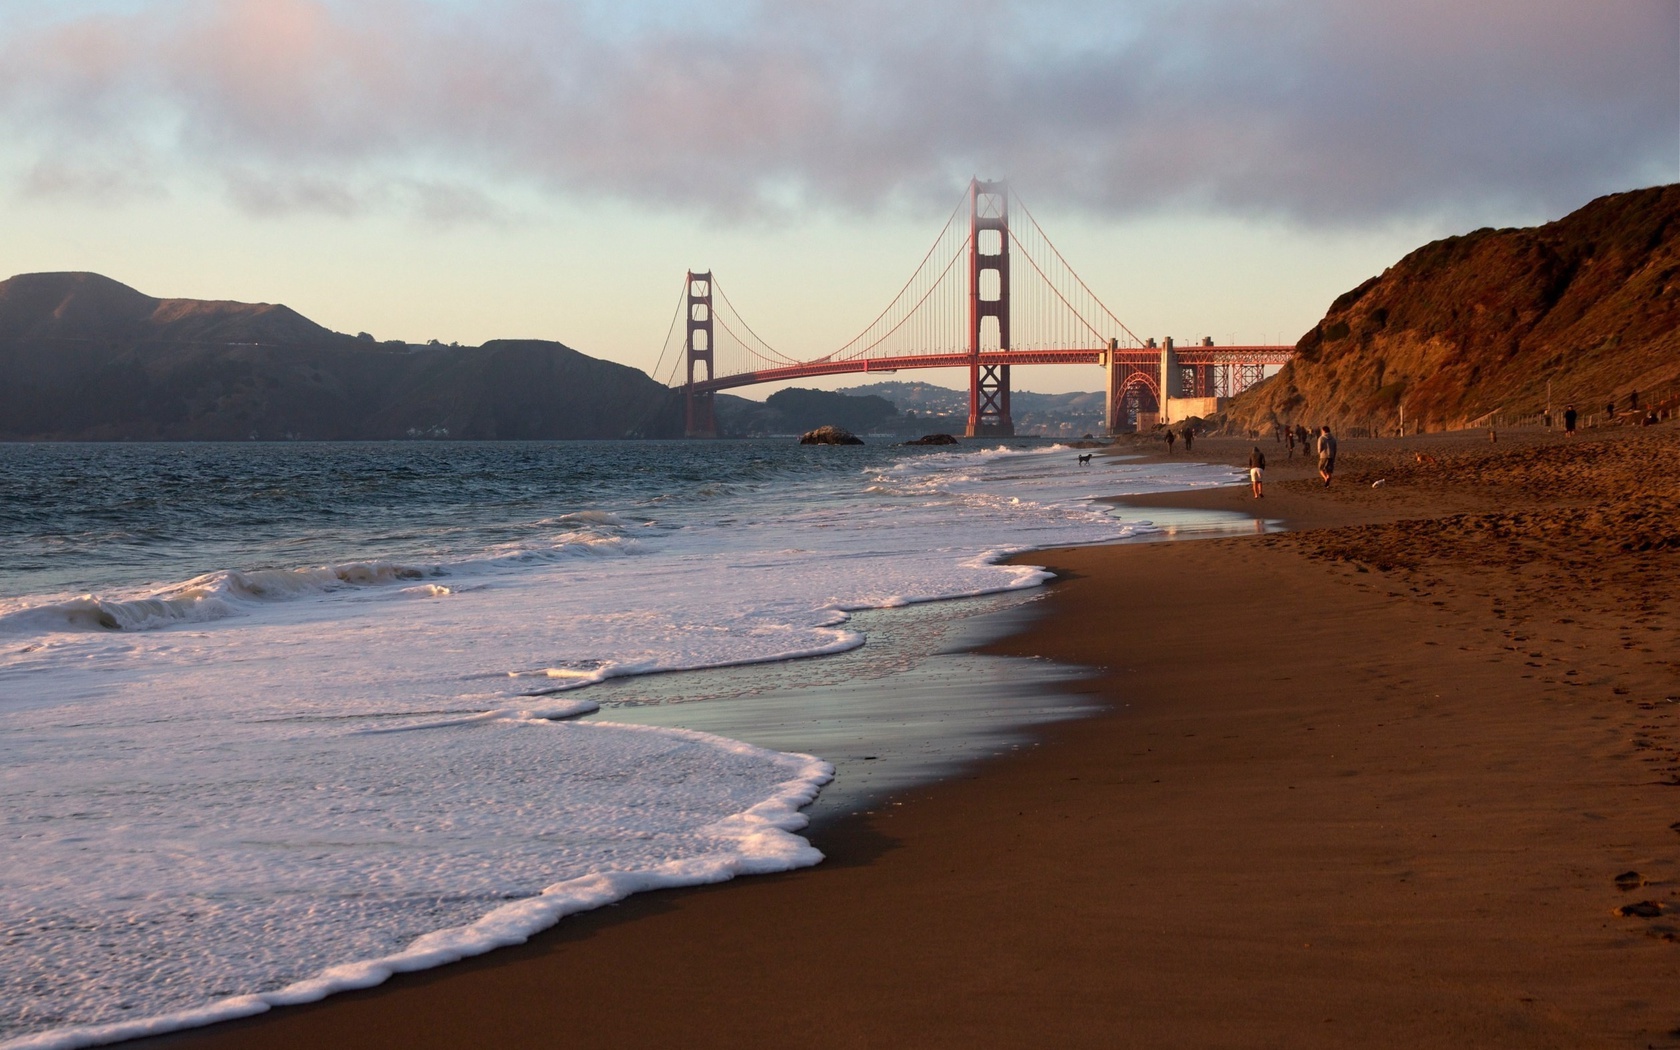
691 345 1295 394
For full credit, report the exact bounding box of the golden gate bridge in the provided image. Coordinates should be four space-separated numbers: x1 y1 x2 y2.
651 180 1294 437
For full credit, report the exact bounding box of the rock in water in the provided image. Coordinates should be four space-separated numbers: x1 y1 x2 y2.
799 425 864 445
901 433 959 445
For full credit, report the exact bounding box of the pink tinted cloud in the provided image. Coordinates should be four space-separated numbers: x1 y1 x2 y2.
0 0 1673 222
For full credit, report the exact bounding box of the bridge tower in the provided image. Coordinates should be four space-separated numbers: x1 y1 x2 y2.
684 270 717 438
966 178 1014 437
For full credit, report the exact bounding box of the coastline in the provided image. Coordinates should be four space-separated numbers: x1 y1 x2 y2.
134 426 1680 1047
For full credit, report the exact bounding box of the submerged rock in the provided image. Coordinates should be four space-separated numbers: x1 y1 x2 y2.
799 425 864 445
901 433 959 446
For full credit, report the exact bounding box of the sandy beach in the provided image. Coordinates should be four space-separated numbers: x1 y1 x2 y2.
138 424 1680 1049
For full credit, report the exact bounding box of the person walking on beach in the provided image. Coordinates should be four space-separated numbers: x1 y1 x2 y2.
1248 446 1266 498
1563 404 1578 436
1285 426 1296 459
1317 425 1338 488
1182 427 1194 453
1164 428 1175 453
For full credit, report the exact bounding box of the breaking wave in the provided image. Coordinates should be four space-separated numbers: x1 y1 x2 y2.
0 518 645 636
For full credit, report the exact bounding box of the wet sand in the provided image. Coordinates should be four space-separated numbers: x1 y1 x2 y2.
138 424 1680 1048
575 590 1100 824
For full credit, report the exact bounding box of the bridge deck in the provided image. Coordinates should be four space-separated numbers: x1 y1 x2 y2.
693 346 1295 394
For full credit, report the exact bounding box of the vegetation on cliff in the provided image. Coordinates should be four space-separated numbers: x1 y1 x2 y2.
1230 184 1680 432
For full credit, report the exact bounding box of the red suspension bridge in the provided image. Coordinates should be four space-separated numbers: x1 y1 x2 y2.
651 180 1295 438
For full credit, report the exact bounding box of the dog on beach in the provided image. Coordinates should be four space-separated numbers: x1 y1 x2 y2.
1415 453 1438 465
1077 453 1093 465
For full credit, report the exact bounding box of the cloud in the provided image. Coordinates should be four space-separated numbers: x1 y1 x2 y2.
21 154 168 205
0 0 1673 225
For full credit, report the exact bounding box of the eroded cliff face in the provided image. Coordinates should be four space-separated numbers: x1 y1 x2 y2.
0 273 684 440
1231 184 1680 432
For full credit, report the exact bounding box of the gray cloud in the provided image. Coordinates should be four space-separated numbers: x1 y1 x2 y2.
1 0 1673 225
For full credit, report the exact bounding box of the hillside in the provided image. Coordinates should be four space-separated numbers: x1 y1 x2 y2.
837 380 1108 437
1230 184 1680 432
0 273 684 440
711 388 902 436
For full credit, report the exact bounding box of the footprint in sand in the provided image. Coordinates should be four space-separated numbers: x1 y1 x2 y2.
1616 900 1664 918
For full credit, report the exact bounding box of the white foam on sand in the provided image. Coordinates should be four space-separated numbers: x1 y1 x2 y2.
0 720 830 1050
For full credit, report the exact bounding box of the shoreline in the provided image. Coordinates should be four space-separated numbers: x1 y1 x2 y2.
131 425 1680 1047
577 588 1099 828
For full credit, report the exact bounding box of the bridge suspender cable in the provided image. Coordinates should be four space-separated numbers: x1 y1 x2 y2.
650 275 690 388
712 310 790 370
818 193 969 363
831 234 971 362
710 277 805 367
1010 192 1147 348
1008 229 1108 347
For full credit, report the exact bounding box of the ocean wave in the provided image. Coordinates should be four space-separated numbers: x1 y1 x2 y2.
553 510 636 528
396 583 454 599
0 560 442 635
499 624 870 698
0 521 646 636
352 696 602 732
477 532 641 566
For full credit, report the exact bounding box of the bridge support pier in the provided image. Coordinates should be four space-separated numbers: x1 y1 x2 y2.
969 362 1012 437
684 270 717 438
966 178 1014 438
1159 336 1178 423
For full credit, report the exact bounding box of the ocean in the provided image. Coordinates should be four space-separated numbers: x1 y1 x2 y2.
0 438 1242 1049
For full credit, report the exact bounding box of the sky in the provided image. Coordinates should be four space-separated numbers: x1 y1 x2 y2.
1 0 1676 397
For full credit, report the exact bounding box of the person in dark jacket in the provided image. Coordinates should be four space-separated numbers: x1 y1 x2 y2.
1317 426 1338 488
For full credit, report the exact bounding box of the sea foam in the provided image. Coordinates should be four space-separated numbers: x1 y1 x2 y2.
0 720 830 1050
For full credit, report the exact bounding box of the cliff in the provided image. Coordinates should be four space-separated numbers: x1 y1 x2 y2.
0 273 683 440
1229 184 1680 432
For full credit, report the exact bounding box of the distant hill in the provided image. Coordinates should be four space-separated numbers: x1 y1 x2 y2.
837 381 1108 438
764 388 897 434
710 388 895 437
0 273 684 440
1230 184 1680 432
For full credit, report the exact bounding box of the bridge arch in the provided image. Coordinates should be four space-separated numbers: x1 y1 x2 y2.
1109 369 1161 432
